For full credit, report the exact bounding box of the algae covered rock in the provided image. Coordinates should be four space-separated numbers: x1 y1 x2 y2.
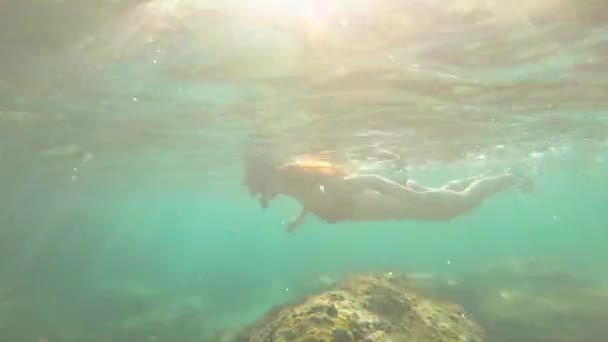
236 273 485 342
439 258 608 342
403 258 608 342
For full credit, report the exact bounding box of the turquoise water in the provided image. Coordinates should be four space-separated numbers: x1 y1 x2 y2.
2 1 608 341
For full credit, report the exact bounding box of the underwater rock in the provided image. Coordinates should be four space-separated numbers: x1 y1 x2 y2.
408 257 608 342
234 273 485 342
0 110 32 123
0 281 218 342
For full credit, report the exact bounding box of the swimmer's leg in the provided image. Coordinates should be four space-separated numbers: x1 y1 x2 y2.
343 174 422 200
459 170 533 207
404 179 431 192
440 174 488 192
285 207 308 233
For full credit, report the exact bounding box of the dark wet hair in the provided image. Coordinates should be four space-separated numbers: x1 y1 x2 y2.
242 152 279 201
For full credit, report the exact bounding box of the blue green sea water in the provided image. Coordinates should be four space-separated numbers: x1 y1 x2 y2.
1 1 608 341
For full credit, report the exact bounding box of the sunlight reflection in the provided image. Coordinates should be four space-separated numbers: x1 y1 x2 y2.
31 0 607 169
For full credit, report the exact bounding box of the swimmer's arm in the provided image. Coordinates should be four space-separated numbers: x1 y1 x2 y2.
285 207 308 233
344 174 426 200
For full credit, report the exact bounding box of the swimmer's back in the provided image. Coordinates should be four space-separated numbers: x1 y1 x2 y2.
279 155 351 177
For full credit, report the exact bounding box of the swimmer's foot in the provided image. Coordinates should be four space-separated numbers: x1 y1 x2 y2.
518 177 535 193
505 168 535 193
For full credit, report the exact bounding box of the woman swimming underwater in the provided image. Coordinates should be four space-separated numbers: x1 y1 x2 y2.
243 154 534 233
